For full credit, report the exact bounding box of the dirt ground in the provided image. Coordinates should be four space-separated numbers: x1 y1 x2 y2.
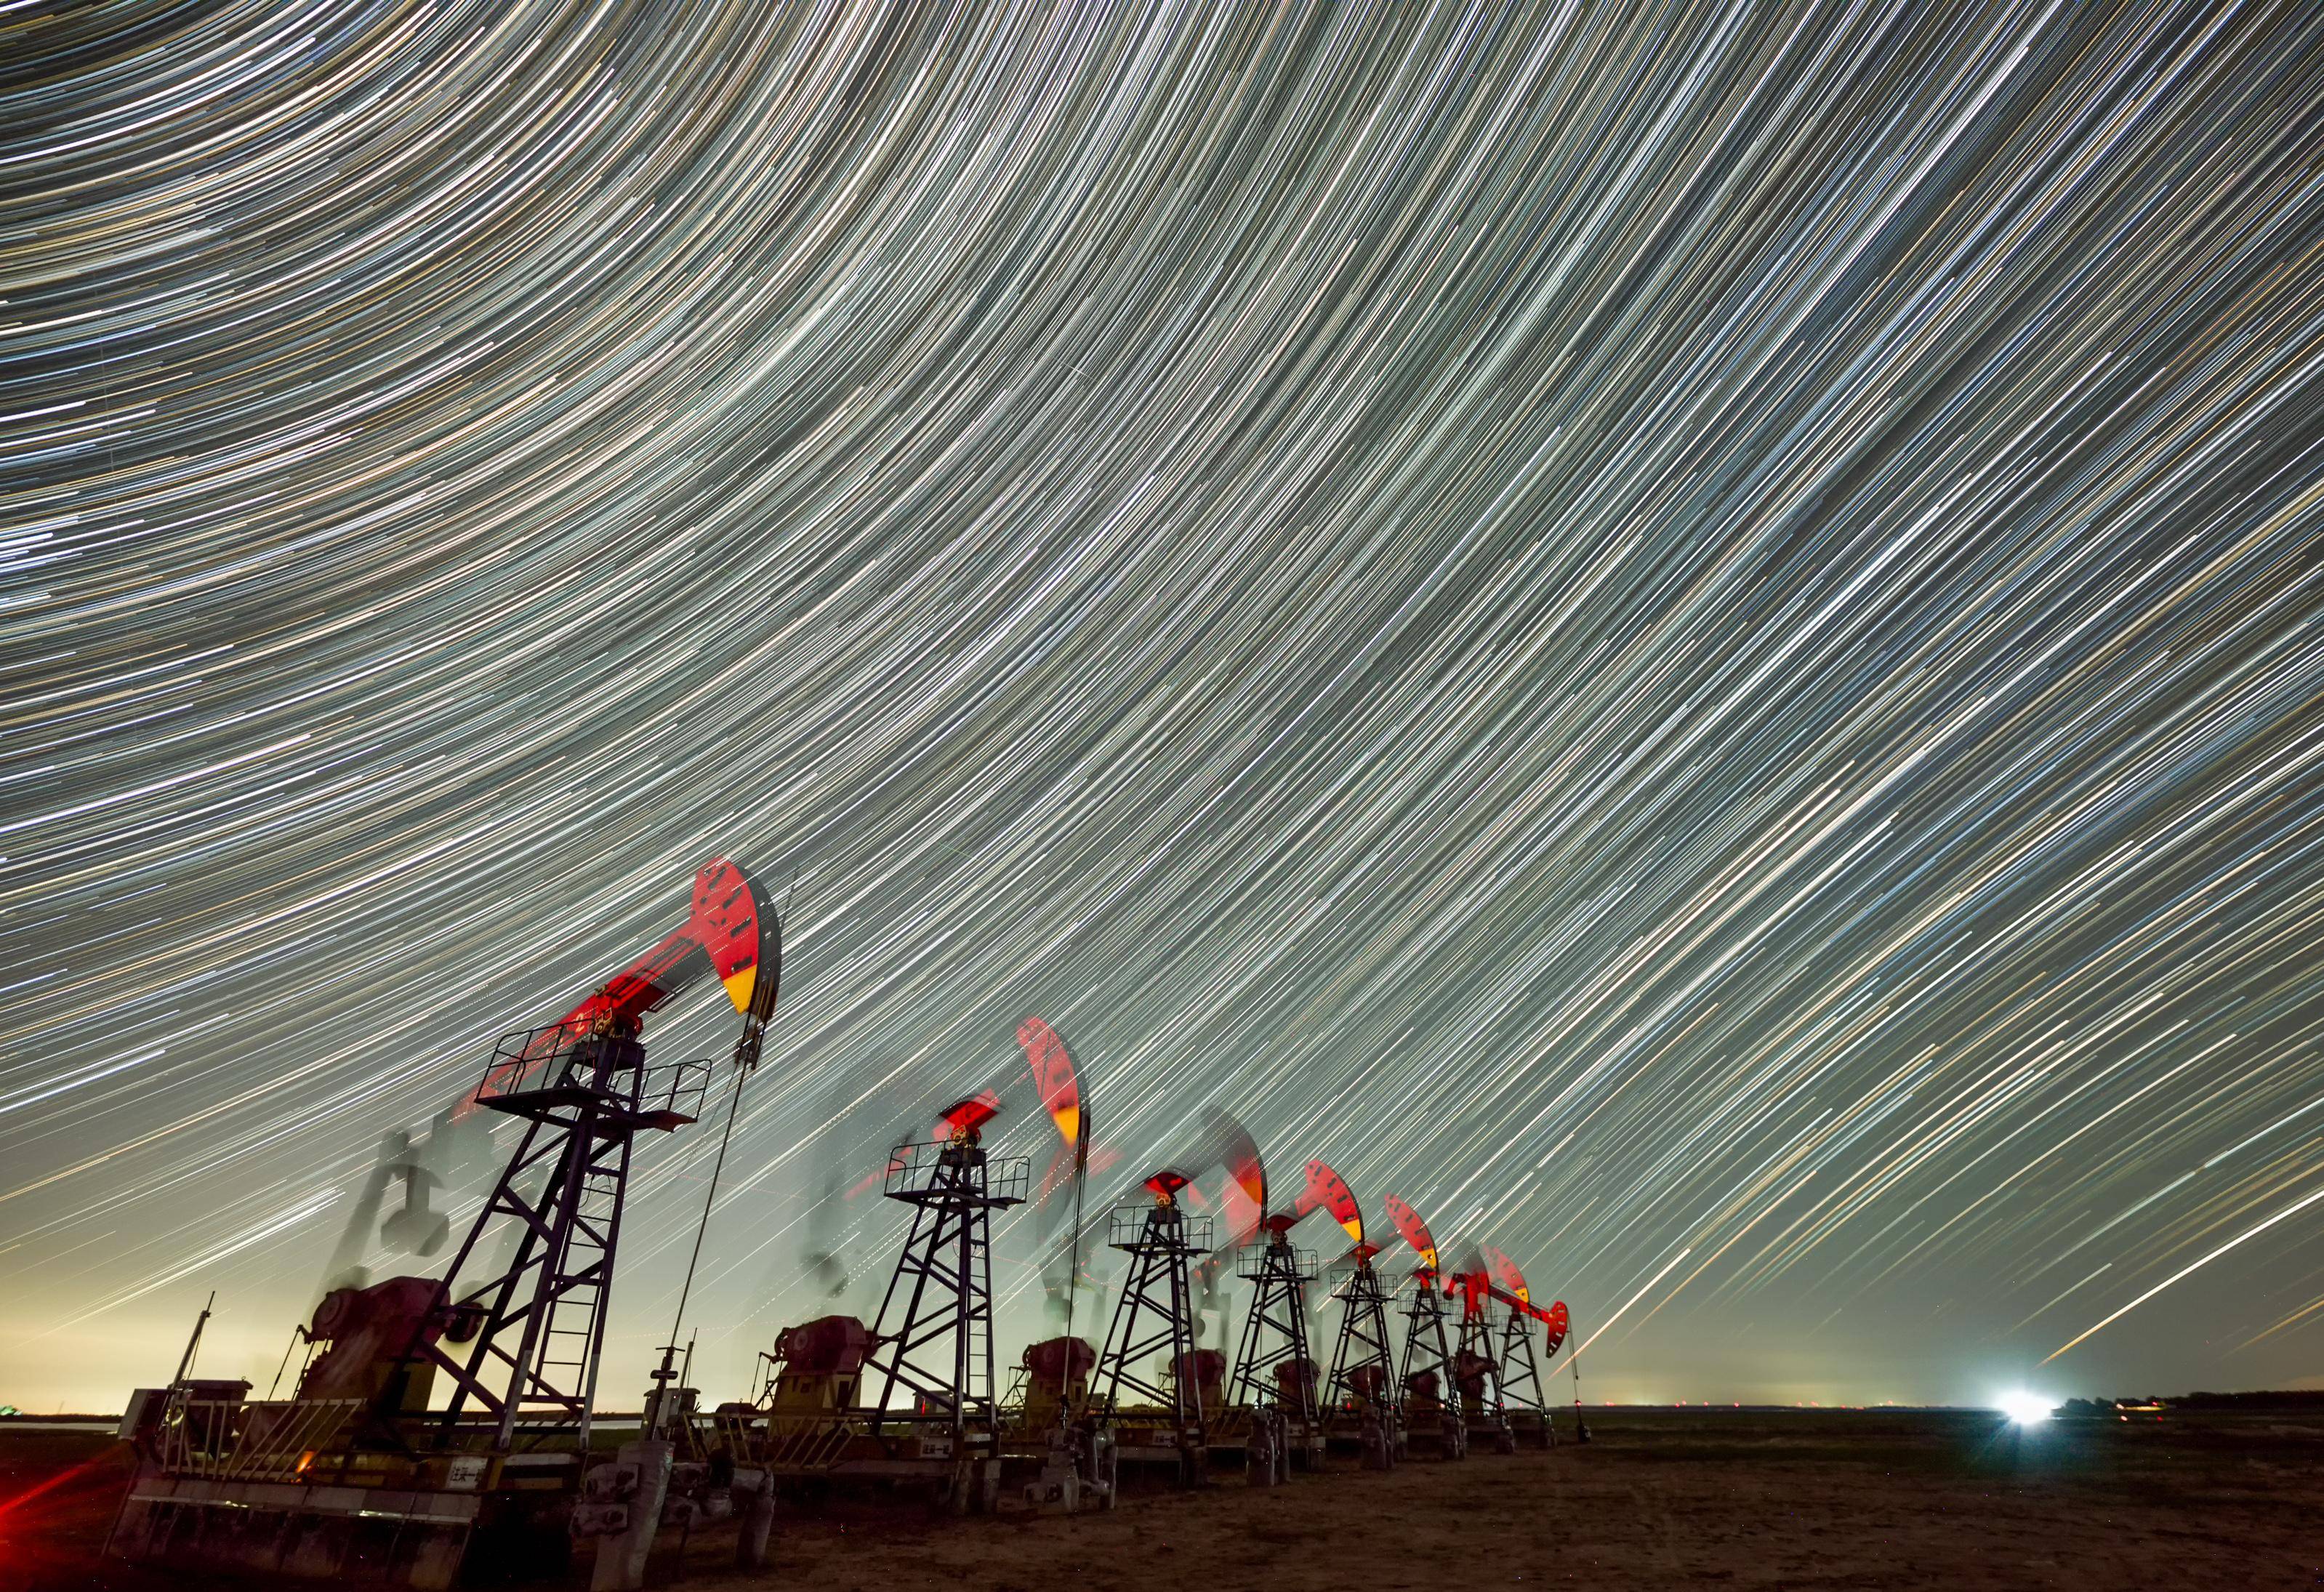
7 1408 2320 1591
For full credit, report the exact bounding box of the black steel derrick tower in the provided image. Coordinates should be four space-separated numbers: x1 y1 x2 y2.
407 1019 710 1452
1091 1171 1213 1478
860 1098 1029 1439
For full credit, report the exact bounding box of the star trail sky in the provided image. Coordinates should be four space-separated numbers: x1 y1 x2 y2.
3 1 2322 1411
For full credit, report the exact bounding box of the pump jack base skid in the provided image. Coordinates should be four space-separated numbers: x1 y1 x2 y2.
732 1416 1005 1511
803 1454 1002 1516
1104 1416 1209 1489
999 1424 1117 1515
1282 1413 1326 1471
108 1471 532 1592
1466 1412 1520 1455
1203 1405 1296 1486
107 1423 587 1592
1323 1410 1405 1467
730 1412 1111 1517
1506 1408 1556 1450
1402 1405 1469 1460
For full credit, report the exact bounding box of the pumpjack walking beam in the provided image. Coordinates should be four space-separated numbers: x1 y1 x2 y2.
1091 1171 1213 1487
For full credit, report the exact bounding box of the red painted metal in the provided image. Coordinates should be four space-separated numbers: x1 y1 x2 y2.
1279 1158 1363 1248
1462 1245 1568 1332
1144 1167 1193 1201
773 1315 874 1376
457 857 777 1115
1484 1245 1531 1302
938 1090 1002 1141
1383 1194 1439 1274
1539 1300 1569 1356
1016 1017 1082 1150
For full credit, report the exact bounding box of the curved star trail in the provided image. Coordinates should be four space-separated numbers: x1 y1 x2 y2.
3 1 2322 1410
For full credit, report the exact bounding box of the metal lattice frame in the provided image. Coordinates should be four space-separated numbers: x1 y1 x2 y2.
1328 1257 1399 1413
1456 1308 1505 1423
1092 1205 1208 1437
401 1031 678 1453
1498 1308 1549 1418
861 1141 1025 1438
1399 1277 1463 1423
1226 1241 1317 1420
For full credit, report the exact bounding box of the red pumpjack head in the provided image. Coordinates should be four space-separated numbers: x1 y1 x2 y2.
1215 1120 1267 1234
848 1021 1092 1205
1456 1246 1570 1346
1183 1112 1269 1292
1016 1017 1082 1150
1266 1158 1365 1248
1383 1194 1440 1274
461 857 779 1114
1018 1016 1117 1205
1297 1159 1364 1245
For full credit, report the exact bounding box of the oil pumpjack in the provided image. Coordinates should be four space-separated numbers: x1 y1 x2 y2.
1383 1195 1466 1459
1323 1206 1404 1468
860 1094 1018 1447
1442 1251 1517 1454
108 859 783 1591
1089 1170 1214 1487
1003 1018 1118 1514
1213 1158 1364 1479
716 1021 1112 1519
715 1093 1030 1513
1181 1110 1269 1348
1477 1247 1568 1449
1421 1242 1573 1458
1143 1119 1273 1485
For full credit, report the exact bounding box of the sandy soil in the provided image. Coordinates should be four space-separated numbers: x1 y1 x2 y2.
7 1409 2320 1591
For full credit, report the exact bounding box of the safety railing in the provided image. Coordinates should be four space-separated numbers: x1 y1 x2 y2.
1236 1244 1318 1282
763 1415 859 1471
1105 1204 1213 1253
879 1139 1029 1206
640 1056 711 1122
158 1396 364 1483
712 1406 856 1474
1206 1403 1256 1439
474 1025 709 1122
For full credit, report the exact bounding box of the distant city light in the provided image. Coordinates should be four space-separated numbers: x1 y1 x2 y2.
1998 1391 2056 1425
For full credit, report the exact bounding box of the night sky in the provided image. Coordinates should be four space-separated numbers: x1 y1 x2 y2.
4 1 2322 1415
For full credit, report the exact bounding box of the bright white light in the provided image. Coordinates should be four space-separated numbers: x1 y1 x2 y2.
1997 1391 2056 1426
